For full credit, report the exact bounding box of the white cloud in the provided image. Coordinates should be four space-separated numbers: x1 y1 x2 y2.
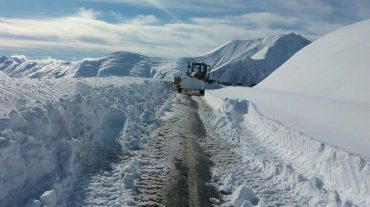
0 8 356 58
77 7 100 19
82 0 251 13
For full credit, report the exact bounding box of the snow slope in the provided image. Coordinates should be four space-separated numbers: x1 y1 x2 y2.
197 33 310 85
0 77 173 206
257 19 370 104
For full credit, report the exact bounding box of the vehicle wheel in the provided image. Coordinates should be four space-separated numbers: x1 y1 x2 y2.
178 88 183 93
199 90 205 96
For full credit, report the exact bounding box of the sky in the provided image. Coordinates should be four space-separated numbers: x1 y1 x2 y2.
0 0 369 60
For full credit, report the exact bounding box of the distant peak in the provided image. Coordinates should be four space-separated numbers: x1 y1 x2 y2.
10 55 28 60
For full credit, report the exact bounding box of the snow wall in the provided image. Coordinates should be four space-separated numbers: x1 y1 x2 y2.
0 79 173 206
205 93 370 206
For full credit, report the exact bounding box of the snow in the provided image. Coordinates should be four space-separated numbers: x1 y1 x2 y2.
0 53 187 80
230 185 258 206
203 19 370 206
0 33 309 87
203 94 370 206
257 19 370 104
206 87 370 158
197 33 310 85
0 71 8 79
0 77 173 206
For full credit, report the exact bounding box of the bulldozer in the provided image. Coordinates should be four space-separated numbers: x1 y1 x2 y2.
174 62 210 96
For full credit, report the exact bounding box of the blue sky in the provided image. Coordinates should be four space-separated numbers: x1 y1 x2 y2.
0 0 369 60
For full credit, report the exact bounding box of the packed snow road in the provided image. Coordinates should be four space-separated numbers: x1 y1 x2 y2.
69 93 221 207
164 95 219 207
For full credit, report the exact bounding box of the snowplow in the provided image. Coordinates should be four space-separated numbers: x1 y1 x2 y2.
174 62 210 96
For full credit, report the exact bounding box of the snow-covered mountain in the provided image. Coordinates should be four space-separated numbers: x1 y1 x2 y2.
197 33 310 86
257 20 370 104
0 52 186 79
0 33 309 86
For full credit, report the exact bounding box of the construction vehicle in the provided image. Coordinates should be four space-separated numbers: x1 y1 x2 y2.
174 62 210 96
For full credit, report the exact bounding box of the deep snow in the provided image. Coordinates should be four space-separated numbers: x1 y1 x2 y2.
203 19 370 206
0 77 173 206
204 92 370 206
257 19 370 104
206 87 370 158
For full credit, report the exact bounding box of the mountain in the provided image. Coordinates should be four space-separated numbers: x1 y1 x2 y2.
196 33 311 86
0 52 169 78
257 19 370 104
0 33 310 86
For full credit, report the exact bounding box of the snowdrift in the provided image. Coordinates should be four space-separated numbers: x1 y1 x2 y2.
205 93 370 206
0 77 173 206
257 19 370 104
197 33 310 85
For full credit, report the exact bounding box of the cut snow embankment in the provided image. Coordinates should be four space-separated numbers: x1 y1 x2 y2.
257 19 370 104
0 77 173 206
205 88 370 206
207 87 370 158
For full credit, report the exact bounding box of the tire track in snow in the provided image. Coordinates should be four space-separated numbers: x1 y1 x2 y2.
131 120 173 207
164 95 219 207
197 98 302 206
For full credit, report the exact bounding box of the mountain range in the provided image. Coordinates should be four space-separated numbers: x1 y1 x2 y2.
0 33 310 86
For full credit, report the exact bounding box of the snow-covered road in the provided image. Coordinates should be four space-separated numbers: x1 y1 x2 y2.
1 77 368 206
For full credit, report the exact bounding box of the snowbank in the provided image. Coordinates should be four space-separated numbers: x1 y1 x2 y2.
257 19 370 104
205 92 370 206
0 77 173 206
206 87 370 158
